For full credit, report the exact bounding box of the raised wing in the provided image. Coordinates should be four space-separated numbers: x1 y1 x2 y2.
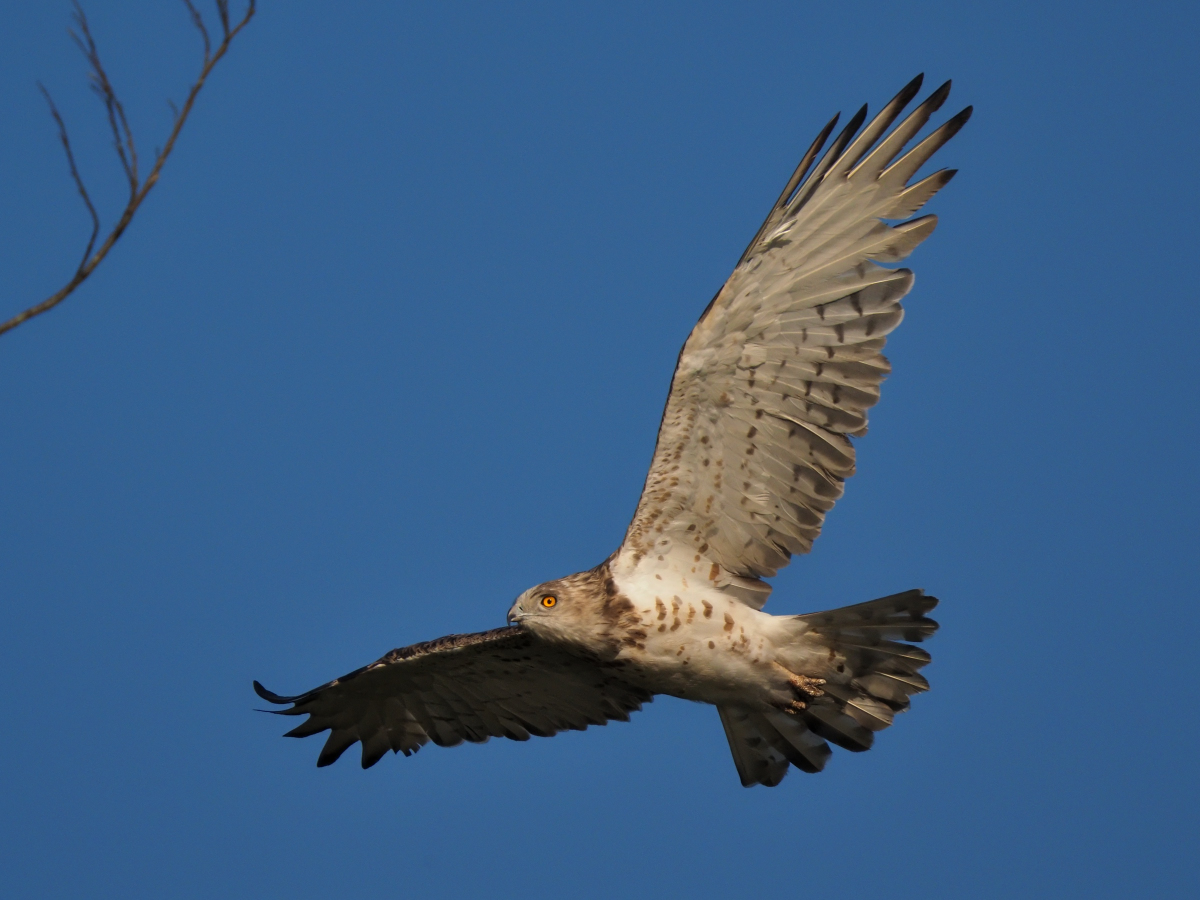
254 626 651 768
616 75 970 607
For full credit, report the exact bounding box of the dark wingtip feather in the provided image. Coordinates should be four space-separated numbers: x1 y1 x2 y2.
284 718 329 739
253 680 293 704
927 79 952 113
316 730 357 767
946 105 973 134
361 746 389 769
896 73 925 108
845 102 869 137
778 112 841 208
733 109 844 268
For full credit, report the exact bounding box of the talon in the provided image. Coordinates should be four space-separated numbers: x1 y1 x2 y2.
773 662 825 699
784 699 807 714
791 675 826 698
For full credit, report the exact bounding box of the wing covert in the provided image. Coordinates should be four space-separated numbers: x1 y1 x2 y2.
616 76 970 606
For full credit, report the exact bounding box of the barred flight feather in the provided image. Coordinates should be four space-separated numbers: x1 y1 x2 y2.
618 77 970 591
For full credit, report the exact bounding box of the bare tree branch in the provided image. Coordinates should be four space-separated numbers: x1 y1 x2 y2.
1 0 257 339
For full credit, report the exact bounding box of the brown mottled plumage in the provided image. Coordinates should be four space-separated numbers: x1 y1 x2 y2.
256 75 966 786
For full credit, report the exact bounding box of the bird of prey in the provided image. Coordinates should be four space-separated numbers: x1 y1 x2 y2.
255 75 970 787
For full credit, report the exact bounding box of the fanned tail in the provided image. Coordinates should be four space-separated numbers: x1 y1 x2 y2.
719 588 938 787
796 588 937 749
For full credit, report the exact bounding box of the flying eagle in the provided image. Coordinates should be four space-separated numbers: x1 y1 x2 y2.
255 75 970 787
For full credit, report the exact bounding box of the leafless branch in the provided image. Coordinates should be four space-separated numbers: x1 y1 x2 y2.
1 0 257 338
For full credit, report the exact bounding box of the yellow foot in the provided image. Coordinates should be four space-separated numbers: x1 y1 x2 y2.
773 662 826 700
790 674 826 697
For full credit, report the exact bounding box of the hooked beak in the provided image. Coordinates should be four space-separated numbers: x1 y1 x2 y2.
506 605 522 624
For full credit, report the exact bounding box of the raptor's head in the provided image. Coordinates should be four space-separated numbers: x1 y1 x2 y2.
507 570 606 646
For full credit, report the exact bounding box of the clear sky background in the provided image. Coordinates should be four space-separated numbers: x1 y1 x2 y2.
2 2 1197 897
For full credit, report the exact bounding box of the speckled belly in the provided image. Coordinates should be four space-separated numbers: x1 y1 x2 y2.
612 587 791 707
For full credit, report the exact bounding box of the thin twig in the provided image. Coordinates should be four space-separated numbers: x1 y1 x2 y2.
38 82 100 274
71 1 139 194
182 0 211 65
1 0 257 338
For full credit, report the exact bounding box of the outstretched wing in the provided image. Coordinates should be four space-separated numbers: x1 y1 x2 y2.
615 75 970 607
254 626 651 768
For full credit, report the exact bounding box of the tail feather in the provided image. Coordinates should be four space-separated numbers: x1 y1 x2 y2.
718 588 938 787
762 710 833 773
855 670 929 705
718 706 790 787
718 705 832 787
799 589 938 642
805 703 876 751
822 682 897 730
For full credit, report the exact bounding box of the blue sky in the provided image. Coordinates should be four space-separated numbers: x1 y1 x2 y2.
2 1 1197 897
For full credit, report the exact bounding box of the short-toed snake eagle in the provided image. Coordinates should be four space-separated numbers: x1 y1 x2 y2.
255 75 968 787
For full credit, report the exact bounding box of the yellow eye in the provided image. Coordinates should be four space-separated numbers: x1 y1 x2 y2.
541 595 557 608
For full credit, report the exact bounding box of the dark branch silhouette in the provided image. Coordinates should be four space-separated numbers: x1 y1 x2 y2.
1 0 256 338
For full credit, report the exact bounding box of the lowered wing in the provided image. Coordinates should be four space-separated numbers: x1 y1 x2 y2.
255 625 651 768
